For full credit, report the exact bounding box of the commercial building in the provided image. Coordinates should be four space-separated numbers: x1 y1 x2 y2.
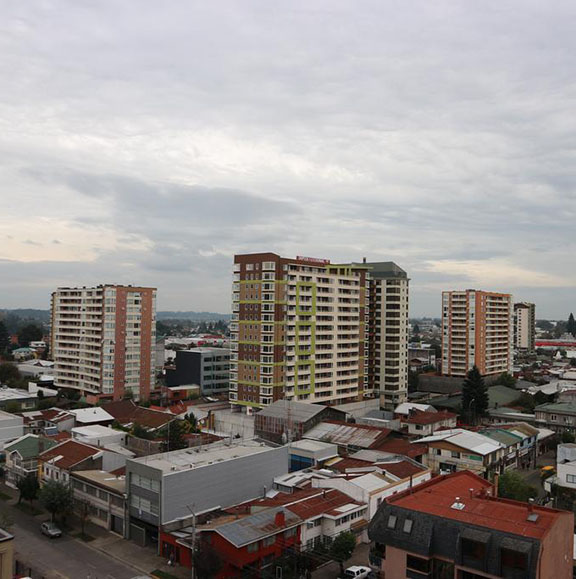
126 440 290 545
230 253 409 411
230 253 369 409
165 347 230 395
363 262 409 409
514 302 536 351
442 290 513 377
368 471 574 579
51 285 156 402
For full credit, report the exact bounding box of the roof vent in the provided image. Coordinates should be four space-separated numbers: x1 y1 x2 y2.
451 497 466 510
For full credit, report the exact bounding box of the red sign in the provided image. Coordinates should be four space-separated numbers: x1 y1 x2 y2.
296 256 330 265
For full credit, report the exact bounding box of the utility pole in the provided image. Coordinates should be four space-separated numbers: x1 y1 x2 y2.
186 504 196 579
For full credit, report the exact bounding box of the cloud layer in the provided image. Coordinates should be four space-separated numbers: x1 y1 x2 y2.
1 0 576 316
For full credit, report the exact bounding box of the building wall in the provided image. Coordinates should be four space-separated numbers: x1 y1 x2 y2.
515 302 535 351
0 535 14 579
160 446 289 525
0 413 24 449
537 507 573 578
442 290 513 377
406 416 457 436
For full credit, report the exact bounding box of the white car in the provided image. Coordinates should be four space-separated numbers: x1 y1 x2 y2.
343 566 372 579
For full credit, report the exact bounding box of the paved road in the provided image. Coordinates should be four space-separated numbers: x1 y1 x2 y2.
2 501 141 579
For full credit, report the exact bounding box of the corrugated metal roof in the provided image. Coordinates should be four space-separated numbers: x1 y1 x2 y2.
303 421 389 448
416 429 503 455
257 400 337 422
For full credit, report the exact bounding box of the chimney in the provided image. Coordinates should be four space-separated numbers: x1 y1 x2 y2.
528 498 535 513
469 488 474 498
274 511 286 527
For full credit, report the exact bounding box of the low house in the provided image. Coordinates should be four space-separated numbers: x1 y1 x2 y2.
101 399 177 433
4 434 58 489
393 402 435 418
401 409 457 436
0 528 14 579
535 402 576 434
288 439 339 472
69 407 115 427
303 421 391 453
0 387 39 411
70 469 127 536
254 400 347 444
416 428 505 477
20 408 74 436
38 440 127 484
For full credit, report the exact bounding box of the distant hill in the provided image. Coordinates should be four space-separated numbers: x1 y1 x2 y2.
1 308 230 322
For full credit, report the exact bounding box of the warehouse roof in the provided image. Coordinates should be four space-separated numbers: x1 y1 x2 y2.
256 400 344 422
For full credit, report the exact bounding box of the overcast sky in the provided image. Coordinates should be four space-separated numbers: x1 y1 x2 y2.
1 1 575 317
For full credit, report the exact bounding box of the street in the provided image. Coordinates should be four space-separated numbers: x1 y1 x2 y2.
1 500 141 579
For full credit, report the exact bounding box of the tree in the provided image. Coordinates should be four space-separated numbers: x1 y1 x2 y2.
329 531 357 575
16 474 39 504
0 363 20 386
537 319 554 331
461 366 489 425
131 423 153 440
18 324 44 347
497 372 516 388
497 471 537 502
562 431 575 444
4 401 20 414
568 313 576 337
39 480 73 522
0 321 9 354
412 323 420 335
187 412 200 433
161 420 188 452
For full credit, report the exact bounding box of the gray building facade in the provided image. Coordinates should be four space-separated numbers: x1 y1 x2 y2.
166 348 230 395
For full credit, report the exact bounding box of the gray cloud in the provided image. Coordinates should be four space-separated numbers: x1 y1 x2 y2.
1 0 576 317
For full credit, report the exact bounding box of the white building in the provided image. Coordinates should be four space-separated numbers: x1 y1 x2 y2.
514 302 536 351
0 411 24 450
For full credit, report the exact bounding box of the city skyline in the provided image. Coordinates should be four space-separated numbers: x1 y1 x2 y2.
2 1 576 317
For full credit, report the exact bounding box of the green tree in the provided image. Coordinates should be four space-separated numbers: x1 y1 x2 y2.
536 319 554 331
39 480 73 522
412 323 420 335
562 431 575 444
568 313 576 337
18 324 44 347
0 321 9 354
4 401 20 414
187 413 200 433
497 471 537 502
161 420 188 452
0 363 20 386
16 474 40 504
461 366 489 425
497 372 516 388
131 423 153 440
329 531 357 575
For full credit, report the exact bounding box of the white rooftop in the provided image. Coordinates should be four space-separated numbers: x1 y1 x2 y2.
394 402 436 416
289 439 338 453
72 424 121 437
416 428 503 455
0 387 37 401
130 440 278 474
70 407 114 424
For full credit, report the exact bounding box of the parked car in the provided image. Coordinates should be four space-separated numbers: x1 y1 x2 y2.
40 522 62 538
343 566 372 579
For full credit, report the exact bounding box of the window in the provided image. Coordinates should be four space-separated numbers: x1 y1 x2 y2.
262 536 275 547
406 555 430 573
247 542 259 553
461 538 486 561
284 528 296 538
501 548 527 571
403 519 413 534
567 474 576 484
451 451 461 459
387 515 397 529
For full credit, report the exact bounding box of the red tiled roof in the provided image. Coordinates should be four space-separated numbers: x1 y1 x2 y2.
39 440 101 470
102 399 175 430
380 460 427 479
373 438 428 458
387 471 568 540
286 488 363 519
329 457 375 472
402 410 457 426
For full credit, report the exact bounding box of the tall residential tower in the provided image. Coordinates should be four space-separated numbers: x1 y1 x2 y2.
51 285 156 402
514 302 536 351
230 253 409 411
441 290 513 377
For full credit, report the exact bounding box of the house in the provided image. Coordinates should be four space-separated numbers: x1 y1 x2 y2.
161 506 303 576
12 347 36 361
0 409 24 449
69 407 115 427
20 408 74 436
254 400 347 444
415 428 505 477
401 409 457 436
4 434 58 489
287 439 339 472
535 402 576 434
368 471 574 579
393 402 436 418
101 399 177 433
126 440 290 546
0 387 39 411
38 439 126 484
70 469 127 536
303 421 391 452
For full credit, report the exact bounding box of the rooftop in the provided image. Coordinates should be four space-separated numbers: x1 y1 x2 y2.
536 402 576 414
5 434 58 459
384 471 568 540
71 469 126 495
39 440 102 469
101 399 176 429
402 410 457 426
0 387 37 401
70 407 114 424
416 429 503 455
288 439 339 454
304 421 390 449
394 402 436 416
256 400 342 422
72 425 124 438
129 440 279 474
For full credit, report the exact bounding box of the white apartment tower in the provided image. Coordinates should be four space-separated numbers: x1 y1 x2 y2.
442 290 513 377
364 262 409 410
51 285 156 402
514 302 536 351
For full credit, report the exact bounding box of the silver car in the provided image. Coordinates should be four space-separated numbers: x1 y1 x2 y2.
41 521 62 538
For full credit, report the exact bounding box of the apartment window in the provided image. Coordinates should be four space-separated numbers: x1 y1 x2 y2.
284 528 296 538
501 548 527 572
461 538 486 561
387 515 397 529
406 555 430 573
567 474 576 484
403 519 413 534
247 542 259 553
262 536 275 547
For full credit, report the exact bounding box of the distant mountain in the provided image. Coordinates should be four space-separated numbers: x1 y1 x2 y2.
157 311 231 321
0 309 51 322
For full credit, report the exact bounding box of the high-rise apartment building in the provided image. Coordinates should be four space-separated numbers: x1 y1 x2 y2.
441 290 513 377
230 253 409 411
51 285 156 402
514 302 536 351
364 262 409 410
